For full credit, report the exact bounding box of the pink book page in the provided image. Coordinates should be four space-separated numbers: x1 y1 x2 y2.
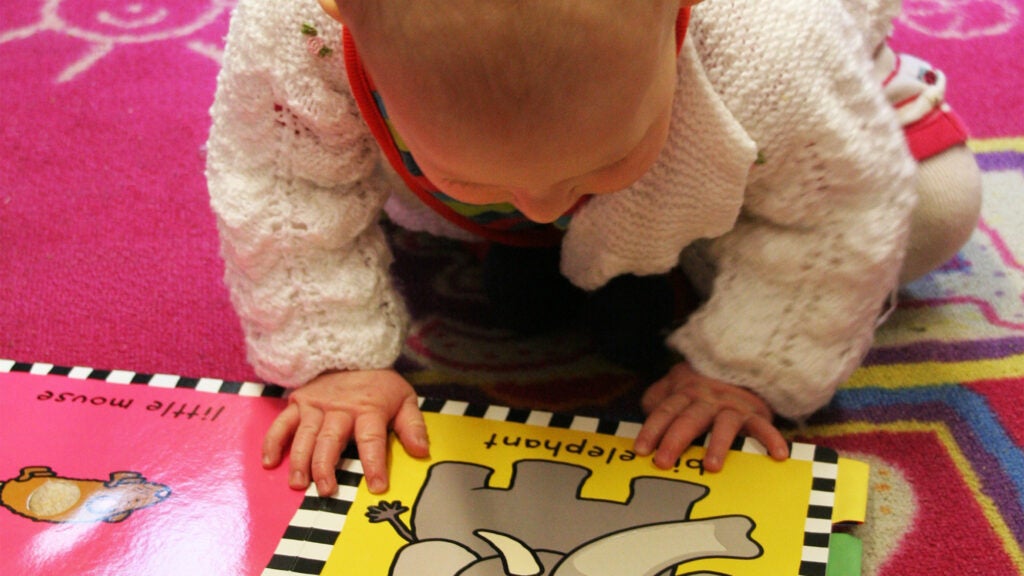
0 370 303 575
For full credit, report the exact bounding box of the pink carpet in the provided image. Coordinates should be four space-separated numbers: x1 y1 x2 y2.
2 2 1022 574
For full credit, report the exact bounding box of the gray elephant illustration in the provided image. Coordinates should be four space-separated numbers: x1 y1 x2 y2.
366 459 762 576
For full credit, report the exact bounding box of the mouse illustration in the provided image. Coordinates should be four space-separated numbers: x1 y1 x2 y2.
0 466 171 523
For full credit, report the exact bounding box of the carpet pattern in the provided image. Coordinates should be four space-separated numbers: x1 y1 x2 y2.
1 1 1021 574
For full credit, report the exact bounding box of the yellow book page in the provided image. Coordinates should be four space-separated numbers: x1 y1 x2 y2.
834 457 870 524
325 413 822 576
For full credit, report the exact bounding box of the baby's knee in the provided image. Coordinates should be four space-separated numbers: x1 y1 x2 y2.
900 144 983 284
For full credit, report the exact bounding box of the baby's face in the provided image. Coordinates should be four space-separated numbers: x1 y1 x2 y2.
410 83 674 223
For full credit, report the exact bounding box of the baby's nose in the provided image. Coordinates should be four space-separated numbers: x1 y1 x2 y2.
512 189 577 223
509 186 576 224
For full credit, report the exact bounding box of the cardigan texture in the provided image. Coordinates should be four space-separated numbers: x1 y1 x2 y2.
206 0 915 419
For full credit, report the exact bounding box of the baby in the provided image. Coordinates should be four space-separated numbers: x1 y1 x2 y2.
206 0 981 497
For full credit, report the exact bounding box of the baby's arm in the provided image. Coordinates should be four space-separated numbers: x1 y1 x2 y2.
652 0 917 464
207 0 418 495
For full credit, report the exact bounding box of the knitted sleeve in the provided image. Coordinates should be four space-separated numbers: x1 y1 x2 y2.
668 0 917 420
205 0 408 387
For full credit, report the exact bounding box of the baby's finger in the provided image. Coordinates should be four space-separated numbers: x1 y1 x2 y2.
745 416 790 461
310 411 353 497
288 404 325 490
354 413 391 494
263 403 300 469
393 396 430 459
704 410 746 472
652 401 717 469
634 392 691 455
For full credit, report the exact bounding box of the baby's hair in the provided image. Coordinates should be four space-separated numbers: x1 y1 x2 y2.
345 0 679 140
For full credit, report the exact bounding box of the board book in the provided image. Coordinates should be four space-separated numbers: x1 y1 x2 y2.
0 360 302 575
1 361 868 576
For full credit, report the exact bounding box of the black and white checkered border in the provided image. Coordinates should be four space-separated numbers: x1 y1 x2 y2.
263 397 841 576
0 359 282 398
792 442 841 576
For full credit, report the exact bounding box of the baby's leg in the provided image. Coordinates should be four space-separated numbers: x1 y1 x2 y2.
839 0 984 283
900 145 982 283
873 46 983 284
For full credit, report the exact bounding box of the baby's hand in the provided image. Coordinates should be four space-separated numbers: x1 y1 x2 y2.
262 369 429 497
634 362 788 472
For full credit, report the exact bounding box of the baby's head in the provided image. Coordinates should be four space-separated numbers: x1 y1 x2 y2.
323 0 688 222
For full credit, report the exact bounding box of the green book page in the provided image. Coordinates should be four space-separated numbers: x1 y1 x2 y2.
826 533 864 576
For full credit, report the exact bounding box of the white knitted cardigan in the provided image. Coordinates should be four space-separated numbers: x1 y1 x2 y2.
206 0 915 420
